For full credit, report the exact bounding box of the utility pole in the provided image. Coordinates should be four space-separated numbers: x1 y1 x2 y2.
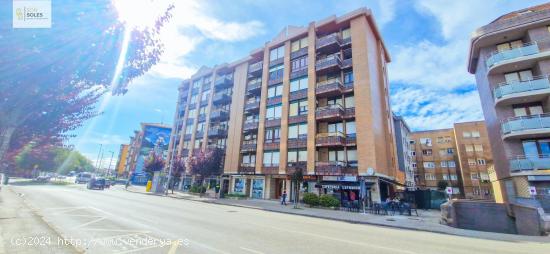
164 134 176 195
95 144 103 169
107 151 114 177
98 149 105 174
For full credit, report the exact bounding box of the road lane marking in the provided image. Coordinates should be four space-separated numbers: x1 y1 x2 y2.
71 217 106 229
167 240 180 254
240 247 265 254
249 222 417 254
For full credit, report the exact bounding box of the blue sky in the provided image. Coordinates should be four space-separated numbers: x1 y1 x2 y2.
69 0 548 165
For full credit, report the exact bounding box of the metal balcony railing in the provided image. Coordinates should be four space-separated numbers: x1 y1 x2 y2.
316 33 342 50
509 154 550 171
493 75 550 101
315 54 342 71
501 113 550 136
248 61 263 74
486 40 547 68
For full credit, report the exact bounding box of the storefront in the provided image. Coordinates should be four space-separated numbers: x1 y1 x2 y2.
229 175 267 199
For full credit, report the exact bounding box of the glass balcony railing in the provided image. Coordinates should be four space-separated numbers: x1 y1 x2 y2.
501 113 550 136
493 76 550 101
509 154 550 171
486 41 540 69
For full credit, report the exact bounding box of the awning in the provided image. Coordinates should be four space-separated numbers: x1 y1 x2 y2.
379 177 406 187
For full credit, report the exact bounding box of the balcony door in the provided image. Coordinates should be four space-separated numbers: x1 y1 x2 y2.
504 69 532 83
513 103 543 117
522 139 550 157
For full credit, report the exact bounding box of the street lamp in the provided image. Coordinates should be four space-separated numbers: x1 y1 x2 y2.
107 151 114 177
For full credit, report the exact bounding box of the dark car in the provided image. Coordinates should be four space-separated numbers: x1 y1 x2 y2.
87 177 106 190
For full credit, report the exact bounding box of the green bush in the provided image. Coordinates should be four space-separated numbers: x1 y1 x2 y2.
189 185 206 193
303 193 319 207
319 194 340 208
225 193 247 198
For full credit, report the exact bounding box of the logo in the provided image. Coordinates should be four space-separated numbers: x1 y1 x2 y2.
13 0 51 28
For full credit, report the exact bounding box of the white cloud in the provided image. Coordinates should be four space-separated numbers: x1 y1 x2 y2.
376 0 397 26
121 0 265 79
389 0 547 129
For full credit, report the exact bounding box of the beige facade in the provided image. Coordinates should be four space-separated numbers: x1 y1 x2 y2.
168 8 402 202
468 3 550 202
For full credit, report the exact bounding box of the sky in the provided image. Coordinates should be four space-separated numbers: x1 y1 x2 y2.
68 0 549 166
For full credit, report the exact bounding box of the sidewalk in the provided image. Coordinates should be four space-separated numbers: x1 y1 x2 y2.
126 186 550 242
0 186 78 254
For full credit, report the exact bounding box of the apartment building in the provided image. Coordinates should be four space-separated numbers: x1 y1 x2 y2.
393 114 415 191
127 123 172 184
468 3 550 202
115 144 130 177
410 129 461 196
453 121 493 199
168 8 403 203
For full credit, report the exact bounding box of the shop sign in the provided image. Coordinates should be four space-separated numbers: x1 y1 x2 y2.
322 175 357 182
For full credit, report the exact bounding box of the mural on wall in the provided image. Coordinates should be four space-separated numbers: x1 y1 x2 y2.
133 125 171 177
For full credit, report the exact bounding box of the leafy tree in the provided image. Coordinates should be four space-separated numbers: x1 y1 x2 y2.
167 156 186 193
291 167 304 208
188 149 224 185
13 144 94 176
144 153 165 179
0 1 173 173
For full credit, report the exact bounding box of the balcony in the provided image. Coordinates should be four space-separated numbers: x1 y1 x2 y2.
195 131 204 139
266 96 282 106
208 127 227 137
316 132 346 147
343 82 354 93
290 67 308 79
288 114 307 124
265 118 281 128
315 79 343 97
262 165 279 174
263 141 280 150
493 76 550 106
290 47 308 59
315 54 342 74
214 75 233 89
241 142 257 152
289 88 308 101
501 113 550 140
213 93 231 105
316 33 342 53
200 99 209 107
210 110 229 121
316 104 344 121
239 163 256 174
486 40 550 74
246 80 262 95
288 138 307 148
244 100 260 112
344 107 355 119
248 61 263 76
287 161 307 174
197 114 206 122
243 120 259 132
341 58 353 69
509 154 550 172
314 161 350 175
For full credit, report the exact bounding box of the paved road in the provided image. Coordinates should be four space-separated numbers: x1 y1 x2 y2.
9 184 550 254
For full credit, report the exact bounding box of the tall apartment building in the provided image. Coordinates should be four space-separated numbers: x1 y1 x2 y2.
127 123 172 184
393 114 415 190
410 121 494 199
468 3 550 202
168 8 403 203
115 144 130 177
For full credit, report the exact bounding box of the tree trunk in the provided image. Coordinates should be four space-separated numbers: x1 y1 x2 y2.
0 126 16 173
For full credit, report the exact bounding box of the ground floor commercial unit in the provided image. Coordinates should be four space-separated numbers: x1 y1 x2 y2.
221 174 405 204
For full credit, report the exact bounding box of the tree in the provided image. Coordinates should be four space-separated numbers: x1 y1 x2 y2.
144 153 165 180
0 1 173 173
168 156 186 193
13 144 94 176
437 180 449 191
188 149 224 185
291 167 304 208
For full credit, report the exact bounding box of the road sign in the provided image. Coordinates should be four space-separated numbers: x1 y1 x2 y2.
445 187 453 195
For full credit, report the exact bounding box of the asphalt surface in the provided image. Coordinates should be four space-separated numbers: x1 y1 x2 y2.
9 183 550 254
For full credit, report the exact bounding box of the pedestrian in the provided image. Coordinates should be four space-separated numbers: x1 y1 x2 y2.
281 190 287 205
125 179 130 190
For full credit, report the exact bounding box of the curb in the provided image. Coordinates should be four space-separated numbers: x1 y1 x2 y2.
123 188 550 242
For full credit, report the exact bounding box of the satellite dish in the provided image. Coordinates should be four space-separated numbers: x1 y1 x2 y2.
367 168 375 176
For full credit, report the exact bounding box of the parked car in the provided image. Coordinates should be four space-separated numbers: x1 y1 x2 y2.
35 175 51 183
75 172 92 184
87 177 105 190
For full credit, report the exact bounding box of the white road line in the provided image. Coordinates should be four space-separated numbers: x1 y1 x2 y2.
167 240 180 254
240 246 265 254
71 217 106 229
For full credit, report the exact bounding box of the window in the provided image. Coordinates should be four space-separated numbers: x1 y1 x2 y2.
471 131 480 138
263 150 280 166
198 106 207 115
290 77 308 92
436 137 444 144
265 127 280 143
328 149 346 162
291 56 308 72
185 125 193 134
471 173 479 180
440 161 448 167
444 136 452 143
327 97 343 107
496 40 523 52
343 71 354 84
513 103 543 117
328 122 344 133
450 174 458 180
201 91 210 101
194 139 202 149
410 151 416 156
289 99 308 116
504 70 533 83
270 45 285 61
409 140 416 144
288 149 307 162
425 173 436 181
439 149 447 156
447 148 454 154
268 64 284 80
423 162 435 168
346 121 356 137
342 28 351 39
242 154 256 165
196 122 205 132
267 84 283 98
420 138 432 146
480 172 489 180
463 132 471 138
412 163 417 168
474 144 483 152
291 37 308 52
344 95 355 108
192 80 201 89
288 123 307 139
183 141 191 149
266 105 282 119
422 149 432 156
448 161 456 167
522 139 550 156
477 159 486 165
347 149 357 166
190 94 198 104
465 145 474 152
443 174 449 180
187 109 196 118
468 159 476 166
